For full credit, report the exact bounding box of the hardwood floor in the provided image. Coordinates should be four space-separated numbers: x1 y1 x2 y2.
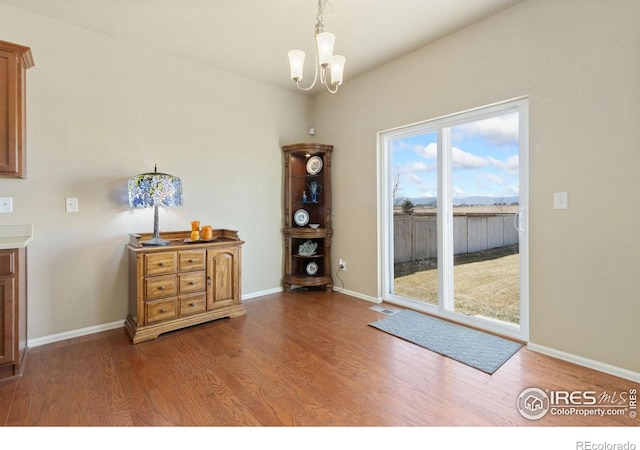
1 290 638 428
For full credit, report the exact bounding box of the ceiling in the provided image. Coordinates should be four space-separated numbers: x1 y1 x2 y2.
0 0 524 95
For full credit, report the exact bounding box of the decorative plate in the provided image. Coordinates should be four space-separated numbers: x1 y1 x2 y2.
294 209 309 226
306 261 319 276
306 156 323 175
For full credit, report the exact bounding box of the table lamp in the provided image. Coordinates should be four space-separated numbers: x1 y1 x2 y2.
128 165 183 246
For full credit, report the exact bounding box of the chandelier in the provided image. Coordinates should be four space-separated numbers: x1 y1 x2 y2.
288 0 345 94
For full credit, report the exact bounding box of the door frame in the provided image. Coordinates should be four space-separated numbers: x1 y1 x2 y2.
377 97 529 341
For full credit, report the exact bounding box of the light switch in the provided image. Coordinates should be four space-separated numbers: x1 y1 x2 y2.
0 197 12 213
66 197 79 212
554 192 568 210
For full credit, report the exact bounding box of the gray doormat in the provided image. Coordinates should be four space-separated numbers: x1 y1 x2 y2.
369 309 523 374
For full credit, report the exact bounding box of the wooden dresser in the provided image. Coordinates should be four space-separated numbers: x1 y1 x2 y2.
125 229 245 344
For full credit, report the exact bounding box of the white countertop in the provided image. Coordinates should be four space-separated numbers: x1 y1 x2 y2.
0 224 33 249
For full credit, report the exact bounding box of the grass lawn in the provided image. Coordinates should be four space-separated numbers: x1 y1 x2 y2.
393 249 520 324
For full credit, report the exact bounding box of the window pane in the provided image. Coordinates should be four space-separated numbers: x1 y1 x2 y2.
450 112 520 325
390 131 439 306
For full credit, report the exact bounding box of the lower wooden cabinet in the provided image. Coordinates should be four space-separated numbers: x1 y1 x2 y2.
0 247 27 381
125 230 245 344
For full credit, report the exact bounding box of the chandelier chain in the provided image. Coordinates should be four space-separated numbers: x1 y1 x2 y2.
314 0 332 35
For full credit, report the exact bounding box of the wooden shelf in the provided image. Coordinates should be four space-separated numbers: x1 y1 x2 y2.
282 143 333 292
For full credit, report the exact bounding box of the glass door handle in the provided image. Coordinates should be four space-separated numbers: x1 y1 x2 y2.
513 210 526 234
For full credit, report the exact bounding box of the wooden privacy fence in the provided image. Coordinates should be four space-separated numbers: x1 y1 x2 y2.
394 213 519 263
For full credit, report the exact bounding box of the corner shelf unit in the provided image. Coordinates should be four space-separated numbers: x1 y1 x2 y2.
282 143 333 291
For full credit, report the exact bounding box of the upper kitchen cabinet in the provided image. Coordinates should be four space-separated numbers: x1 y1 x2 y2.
0 40 33 178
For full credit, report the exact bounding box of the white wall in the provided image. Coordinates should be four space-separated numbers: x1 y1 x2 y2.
0 5 312 339
314 0 640 374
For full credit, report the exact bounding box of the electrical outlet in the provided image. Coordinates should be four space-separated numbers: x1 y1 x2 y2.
0 197 13 213
66 197 79 212
554 192 568 210
339 259 346 271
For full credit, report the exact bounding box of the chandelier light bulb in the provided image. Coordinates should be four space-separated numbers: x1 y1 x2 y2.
315 32 335 67
330 55 345 86
288 50 305 81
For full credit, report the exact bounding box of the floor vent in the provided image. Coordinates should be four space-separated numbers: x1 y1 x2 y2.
370 305 400 315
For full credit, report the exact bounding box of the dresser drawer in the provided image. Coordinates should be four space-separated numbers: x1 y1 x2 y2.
145 275 177 300
179 250 205 272
145 252 177 276
179 293 206 316
145 298 177 324
179 271 205 294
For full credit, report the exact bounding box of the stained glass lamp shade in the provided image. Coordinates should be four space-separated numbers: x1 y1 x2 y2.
128 166 183 246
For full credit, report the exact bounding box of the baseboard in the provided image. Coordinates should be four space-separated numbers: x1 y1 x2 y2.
245 285 380 303
332 287 380 303
28 320 125 348
527 342 640 384
242 287 283 299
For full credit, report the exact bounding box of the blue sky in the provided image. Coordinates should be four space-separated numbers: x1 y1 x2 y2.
391 112 520 202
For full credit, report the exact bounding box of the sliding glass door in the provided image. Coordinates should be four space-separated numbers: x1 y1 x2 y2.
379 98 529 340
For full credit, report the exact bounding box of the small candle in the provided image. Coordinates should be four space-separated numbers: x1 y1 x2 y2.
202 226 213 240
191 221 200 231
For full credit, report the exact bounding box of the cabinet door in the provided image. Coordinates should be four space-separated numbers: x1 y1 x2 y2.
0 277 15 365
206 247 240 311
0 45 30 178
0 49 18 176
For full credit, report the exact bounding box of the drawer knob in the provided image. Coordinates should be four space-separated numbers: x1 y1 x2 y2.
159 262 165 266
189 281 195 285
159 309 166 313
189 302 195 307
158 286 165 290
189 259 195 263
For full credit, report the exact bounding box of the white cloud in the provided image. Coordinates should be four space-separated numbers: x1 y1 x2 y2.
455 113 519 146
504 184 519 195
415 142 437 159
406 172 436 198
476 173 519 196
452 146 489 169
416 143 488 170
482 173 506 185
404 160 432 172
407 173 424 184
488 155 519 174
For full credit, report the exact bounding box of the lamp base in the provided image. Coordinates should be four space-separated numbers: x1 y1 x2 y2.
141 206 170 246
141 237 170 246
